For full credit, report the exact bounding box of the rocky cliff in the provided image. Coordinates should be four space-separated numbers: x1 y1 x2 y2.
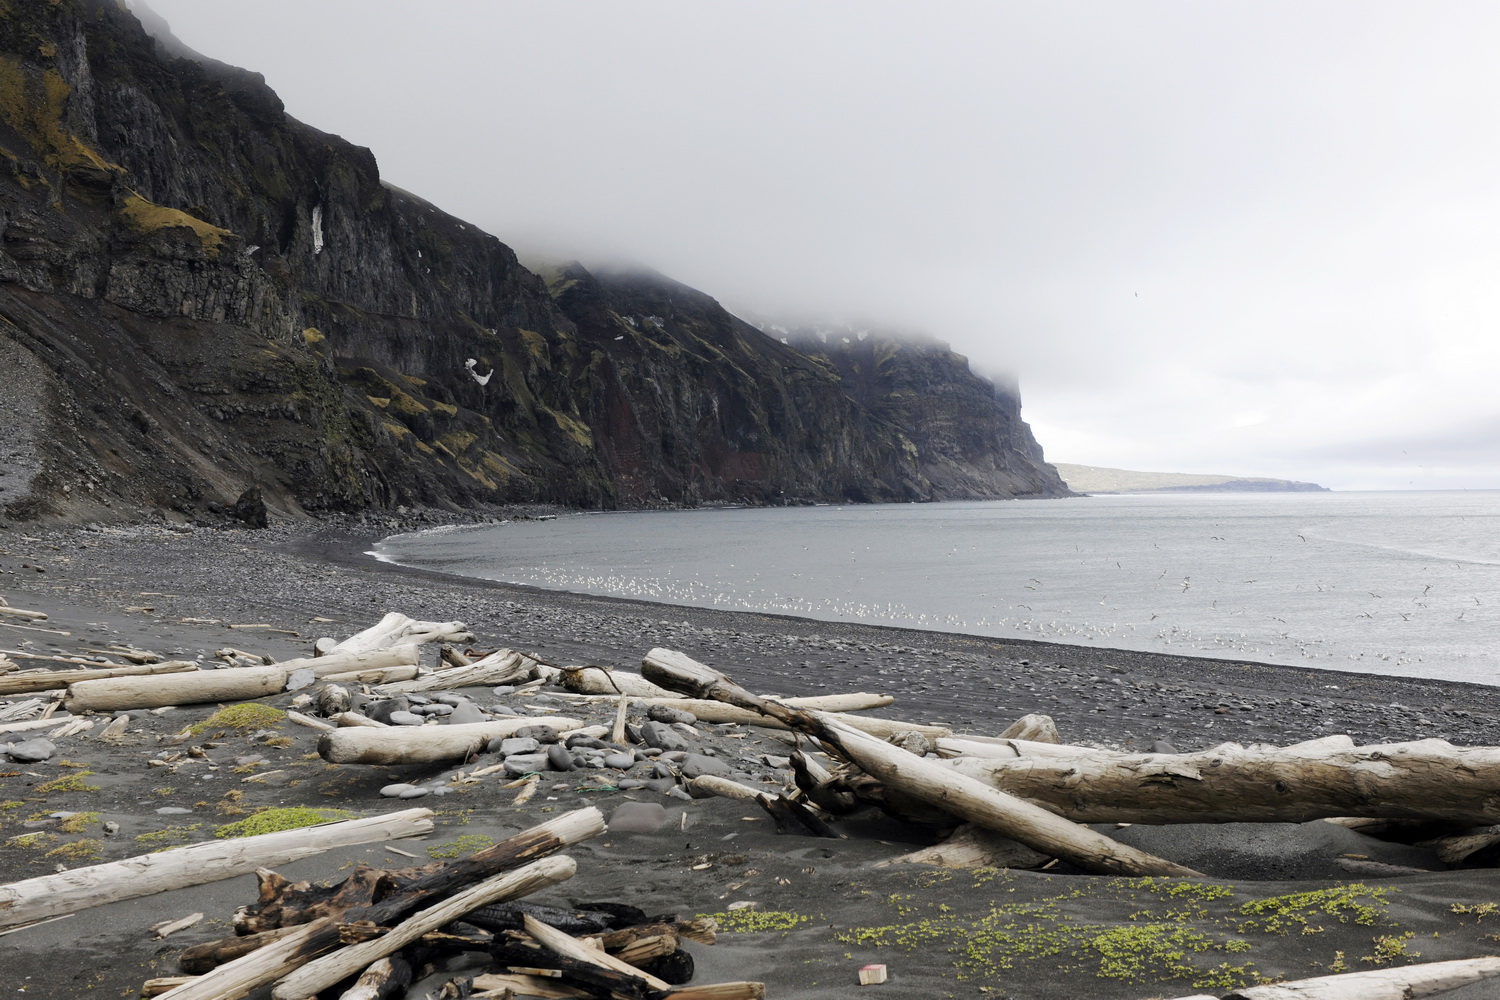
0 0 1068 525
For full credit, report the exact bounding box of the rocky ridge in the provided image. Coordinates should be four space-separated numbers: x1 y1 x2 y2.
0 0 1067 526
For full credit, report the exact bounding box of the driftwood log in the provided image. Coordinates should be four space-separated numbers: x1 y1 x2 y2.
63 647 420 713
371 649 537 695
155 807 605 1000
641 648 1199 878
0 808 434 931
318 716 584 764
329 613 473 655
1161 955 1500 999
940 735 1500 826
0 659 195 696
271 857 577 999
688 775 842 838
336 956 411 1000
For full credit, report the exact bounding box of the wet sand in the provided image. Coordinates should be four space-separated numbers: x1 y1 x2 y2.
2 520 1499 999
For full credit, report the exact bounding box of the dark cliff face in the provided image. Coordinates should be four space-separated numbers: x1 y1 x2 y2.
784 328 1068 499
0 0 1067 525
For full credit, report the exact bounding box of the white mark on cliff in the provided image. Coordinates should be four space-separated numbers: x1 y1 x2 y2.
311 205 325 255
465 358 493 386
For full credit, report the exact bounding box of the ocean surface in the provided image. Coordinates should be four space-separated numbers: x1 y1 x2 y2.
372 491 1500 686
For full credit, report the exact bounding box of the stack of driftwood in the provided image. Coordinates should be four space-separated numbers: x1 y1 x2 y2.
11 608 1500 998
0 805 758 1000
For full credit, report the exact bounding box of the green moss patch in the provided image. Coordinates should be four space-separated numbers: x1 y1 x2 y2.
426 833 496 859
120 193 231 255
189 703 285 735
214 806 354 839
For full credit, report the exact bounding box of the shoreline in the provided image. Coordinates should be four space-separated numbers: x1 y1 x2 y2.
5 520 1500 999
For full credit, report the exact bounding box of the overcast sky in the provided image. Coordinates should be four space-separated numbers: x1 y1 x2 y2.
134 1 1500 491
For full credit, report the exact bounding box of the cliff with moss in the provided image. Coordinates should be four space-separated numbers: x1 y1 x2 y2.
0 0 1067 524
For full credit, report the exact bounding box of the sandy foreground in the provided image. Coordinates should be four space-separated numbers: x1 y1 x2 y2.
2 519 1500 999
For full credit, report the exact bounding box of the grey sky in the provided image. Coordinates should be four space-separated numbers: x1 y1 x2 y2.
134 1 1500 490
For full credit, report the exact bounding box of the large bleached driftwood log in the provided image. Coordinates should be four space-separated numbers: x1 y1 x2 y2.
272 646 420 676
271 857 577 999
0 809 434 931
640 648 1199 877
156 807 605 1000
62 647 422 713
329 613 473 655
317 716 584 764
560 665 678 698
0 659 195 696
940 736 1500 826
371 649 537 694
1160 955 1500 999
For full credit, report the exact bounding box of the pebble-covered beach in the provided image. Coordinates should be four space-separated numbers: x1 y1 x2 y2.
4 519 1500 999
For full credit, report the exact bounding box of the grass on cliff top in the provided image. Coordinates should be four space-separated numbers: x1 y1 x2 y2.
120 192 232 255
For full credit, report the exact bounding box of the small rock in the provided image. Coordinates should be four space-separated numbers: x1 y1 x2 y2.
498 738 540 756
640 722 689 751
666 786 693 801
608 801 669 834
617 778 646 790
156 806 192 815
603 752 636 769
364 698 411 725
447 701 486 725
512 726 561 743
504 753 550 776
388 711 425 726
5 738 56 763
380 783 419 798
102 821 120 836
488 704 521 717
680 754 732 779
1149 740 1177 754
547 744 576 771
398 786 430 799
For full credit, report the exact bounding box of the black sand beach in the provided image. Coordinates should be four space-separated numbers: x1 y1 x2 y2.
3 520 1500 999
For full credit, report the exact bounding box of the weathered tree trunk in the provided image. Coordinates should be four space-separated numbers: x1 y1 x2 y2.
336 955 411 1000
1158 956 1500 999
688 775 842 838
560 666 678 698
320 666 420 686
272 646 420 676
997 713 1060 743
179 926 307 974
640 648 1198 878
330 613 473 655
64 665 289 712
372 649 537 694
271 857 577 999
0 659 194 696
155 808 605 1000
942 736 1500 826
790 751 859 814
878 822 1053 870
318 716 583 765
0 809 434 931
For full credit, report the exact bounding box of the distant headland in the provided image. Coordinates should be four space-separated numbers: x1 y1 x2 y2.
1054 463 1330 494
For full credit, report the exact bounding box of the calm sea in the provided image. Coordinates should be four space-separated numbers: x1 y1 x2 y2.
372 491 1500 685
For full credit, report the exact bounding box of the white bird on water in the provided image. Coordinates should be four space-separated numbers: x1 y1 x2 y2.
465 358 493 386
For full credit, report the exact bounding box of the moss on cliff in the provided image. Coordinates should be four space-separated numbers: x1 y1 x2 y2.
119 191 231 255
0 55 120 176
